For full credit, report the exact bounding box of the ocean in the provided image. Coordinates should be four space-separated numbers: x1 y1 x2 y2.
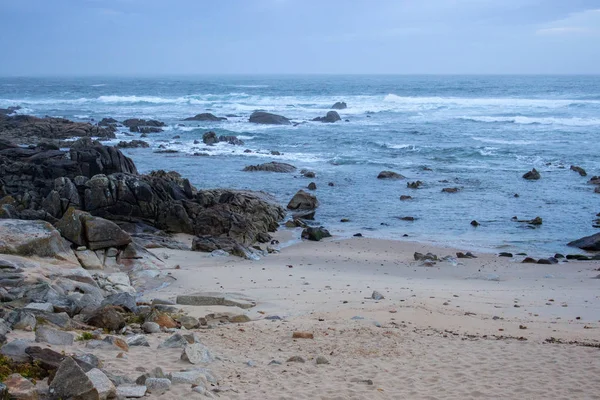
1 74 599 255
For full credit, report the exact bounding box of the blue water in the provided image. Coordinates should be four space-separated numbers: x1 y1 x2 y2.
1 75 599 255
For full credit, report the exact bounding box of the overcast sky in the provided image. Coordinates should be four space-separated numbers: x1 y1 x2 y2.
0 0 599 75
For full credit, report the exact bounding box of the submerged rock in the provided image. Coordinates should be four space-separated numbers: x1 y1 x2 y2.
377 171 404 179
331 101 347 110
287 190 319 210
249 111 291 125
312 111 341 123
301 226 331 241
184 113 227 121
522 168 540 180
243 162 296 173
570 165 587 176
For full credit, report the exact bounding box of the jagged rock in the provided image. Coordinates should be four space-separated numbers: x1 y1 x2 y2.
75 250 104 270
301 226 331 241
49 357 99 400
98 117 118 127
24 303 54 313
56 208 132 250
377 171 404 179
287 190 318 210
3 374 37 400
331 102 347 110
181 343 214 364
371 291 384 300
248 111 291 125
115 140 149 149
312 111 341 123
191 236 250 258
157 333 198 349
202 131 219 145
568 232 600 251
85 306 126 331
523 168 540 180
243 162 296 173
1 340 31 362
86 368 117 400
570 165 587 176
184 113 226 122
126 335 150 347
25 346 65 372
34 326 74 346
101 292 137 314
0 220 74 260
122 118 164 129
307 182 317 190
7 310 36 331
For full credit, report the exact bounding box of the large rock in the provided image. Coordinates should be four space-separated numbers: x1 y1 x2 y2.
243 162 296 173
0 220 74 260
85 306 126 332
181 343 214 364
49 357 99 400
202 131 219 145
522 168 540 180
184 113 226 122
55 208 132 250
34 326 74 346
101 292 137 313
191 236 249 258
122 118 164 129
287 190 319 210
377 171 405 179
3 374 38 400
248 111 291 125
176 293 255 309
312 111 341 123
301 226 332 241
86 368 116 400
115 140 149 149
331 102 347 110
568 233 600 251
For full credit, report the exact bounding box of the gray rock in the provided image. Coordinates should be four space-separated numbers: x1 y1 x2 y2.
50 357 99 400
371 291 385 300
116 385 147 398
157 333 196 349
126 334 150 347
316 356 329 365
8 310 36 331
24 302 55 313
301 226 331 241
248 111 291 125
169 369 214 385
101 292 137 313
181 342 214 364
243 161 296 173
142 321 161 334
0 319 11 336
176 293 255 309
35 326 74 346
1 339 31 362
377 171 405 179
331 101 347 110
86 368 117 400
287 190 319 210
177 315 199 329
312 111 341 123
145 378 171 394
75 249 104 270
523 168 541 180
568 232 600 251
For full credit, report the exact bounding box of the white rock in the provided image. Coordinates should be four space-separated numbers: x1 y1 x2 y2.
181 343 214 364
24 302 55 312
86 368 116 400
116 385 146 398
35 326 74 346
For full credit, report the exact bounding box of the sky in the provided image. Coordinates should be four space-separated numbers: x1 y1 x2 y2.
0 0 599 75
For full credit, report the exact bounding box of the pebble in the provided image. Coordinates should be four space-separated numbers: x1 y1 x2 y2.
371 290 385 300
316 356 329 365
286 356 305 363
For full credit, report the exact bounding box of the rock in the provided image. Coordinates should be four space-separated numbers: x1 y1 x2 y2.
523 168 540 180
470 220 479 227
399 195 412 201
144 378 171 394
122 118 165 129
518 216 542 225
169 370 210 385
312 111 341 123
24 303 54 313
98 117 118 126
331 102 347 110
307 182 317 190
243 162 296 173
371 291 384 300
286 356 305 363
115 140 149 149
157 333 197 349
3 374 38 400
126 335 150 347
184 113 226 122
219 135 244 145
102 336 129 352
301 226 331 241
146 310 177 329
442 187 459 193
570 165 587 176
229 314 251 323
141 321 161 334
176 293 255 309
75 250 104 270
316 356 330 365
292 332 314 339
1 340 31 362
248 111 291 125
498 252 513 257
522 257 537 263
292 210 315 220
101 292 137 314
202 131 219 145
177 316 200 329
8 310 36 331
181 343 214 364
85 306 126 332
568 233 600 251
25 346 65 372
407 181 423 189
34 326 74 346
414 252 438 261
86 368 116 400
49 357 99 400
287 190 318 210
0 220 73 260
377 171 404 179
56 208 132 250
456 252 477 259
116 385 146 398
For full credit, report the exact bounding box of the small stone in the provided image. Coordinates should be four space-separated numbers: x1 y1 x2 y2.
292 332 314 339
498 252 513 257
181 342 214 364
470 220 479 227
24 302 54 313
286 356 305 363
316 356 329 365
269 360 282 365
371 291 384 300
145 378 171 394
126 334 150 347
35 326 74 346
229 314 251 323
4 373 37 400
177 316 199 329
142 322 161 334
169 370 213 385
116 385 147 398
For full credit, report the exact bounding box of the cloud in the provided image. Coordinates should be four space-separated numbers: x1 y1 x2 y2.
536 8 600 36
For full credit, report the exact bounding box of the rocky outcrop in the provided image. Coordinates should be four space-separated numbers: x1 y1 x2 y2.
116 140 149 149
243 162 296 173
287 190 318 210
202 132 243 146
570 165 587 177
568 233 600 251
377 171 404 179
192 236 248 258
0 114 115 144
248 111 291 125
122 119 165 129
56 208 132 250
301 226 331 241
312 111 341 123
184 113 227 122
331 102 347 110
523 168 540 180
0 219 74 260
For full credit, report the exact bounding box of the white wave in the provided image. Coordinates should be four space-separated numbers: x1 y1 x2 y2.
73 114 91 119
91 84 107 87
225 84 270 88
384 94 600 109
478 147 497 156
471 137 535 145
236 135 255 140
460 116 600 126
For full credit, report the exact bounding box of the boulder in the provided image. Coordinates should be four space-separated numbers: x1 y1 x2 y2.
157 333 197 349
122 118 165 129
3 374 38 400
126 334 150 347
248 111 291 125
331 102 347 110
243 162 296 173
115 140 149 149
176 293 255 309
0 220 74 260
287 190 319 210
301 226 331 241
202 131 219 145
142 322 161 334
570 165 587 176
49 357 99 400
377 171 404 179
86 368 117 400
25 346 65 372
55 208 132 250
98 117 118 126
523 168 540 180
181 343 214 364
184 113 226 122
144 378 171 394
442 187 460 193
101 292 137 313
116 385 146 398
1 340 31 362
218 135 244 145
312 111 341 123
85 306 126 332
191 236 249 258
568 233 600 251
34 326 74 346
307 182 317 190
